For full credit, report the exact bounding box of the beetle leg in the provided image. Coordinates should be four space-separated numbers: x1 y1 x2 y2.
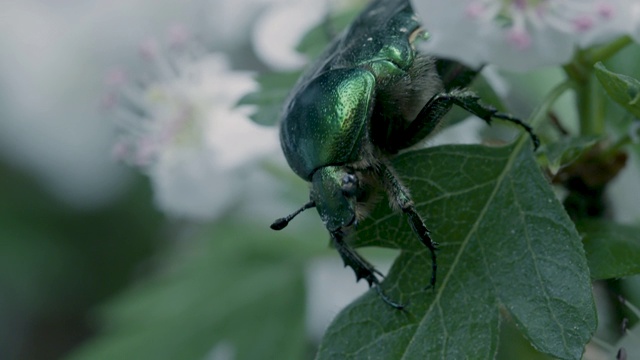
392 89 539 151
405 208 438 290
376 163 438 289
446 89 539 148
331 230 404 309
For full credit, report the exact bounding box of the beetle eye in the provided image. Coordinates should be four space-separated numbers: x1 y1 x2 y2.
341 173 358 197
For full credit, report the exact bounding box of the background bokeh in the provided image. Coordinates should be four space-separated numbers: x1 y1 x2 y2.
0 1 278 358
1 1 639 359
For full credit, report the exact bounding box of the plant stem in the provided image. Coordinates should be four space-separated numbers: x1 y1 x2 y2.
585 36 633 64
580 75 605 135
564 56 605 136
529 80 574 128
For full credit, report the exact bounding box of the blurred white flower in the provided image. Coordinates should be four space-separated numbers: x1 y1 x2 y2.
411 0 636 72
107 32 279 220
0 0 213 209
252 0 328 70
252 0 359 71
202 0 275 52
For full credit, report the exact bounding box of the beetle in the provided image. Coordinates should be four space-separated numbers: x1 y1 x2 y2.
270 0 539 309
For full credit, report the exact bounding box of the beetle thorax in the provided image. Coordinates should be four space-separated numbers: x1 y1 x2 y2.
279 68 377 180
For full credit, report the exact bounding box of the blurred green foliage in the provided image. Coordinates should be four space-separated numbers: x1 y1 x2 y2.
67 222 313 360
0 161 163 359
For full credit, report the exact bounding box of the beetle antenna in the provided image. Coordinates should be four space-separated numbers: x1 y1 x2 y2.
270 201 316 230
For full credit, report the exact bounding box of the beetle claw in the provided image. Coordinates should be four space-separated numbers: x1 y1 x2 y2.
331 230 404 309
374 285 405 310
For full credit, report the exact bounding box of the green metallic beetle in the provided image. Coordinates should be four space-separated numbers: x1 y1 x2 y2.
271 0 538 308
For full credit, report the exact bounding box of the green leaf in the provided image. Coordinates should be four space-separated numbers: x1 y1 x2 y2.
295 25 331 60
539 135 600 174
237 71 300 126
318 143 596 360
577 219 640 280
594 62 640 118
296 6 360 59
68 223 309 360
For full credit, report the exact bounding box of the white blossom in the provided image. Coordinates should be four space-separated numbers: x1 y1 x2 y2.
252 0 327 70
107 31 278 220
411 0 637 72
252 0 357 70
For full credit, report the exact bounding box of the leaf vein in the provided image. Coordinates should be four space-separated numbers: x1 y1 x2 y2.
400 146 520 359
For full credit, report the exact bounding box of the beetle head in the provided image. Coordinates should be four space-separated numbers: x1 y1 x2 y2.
311 166 359 232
